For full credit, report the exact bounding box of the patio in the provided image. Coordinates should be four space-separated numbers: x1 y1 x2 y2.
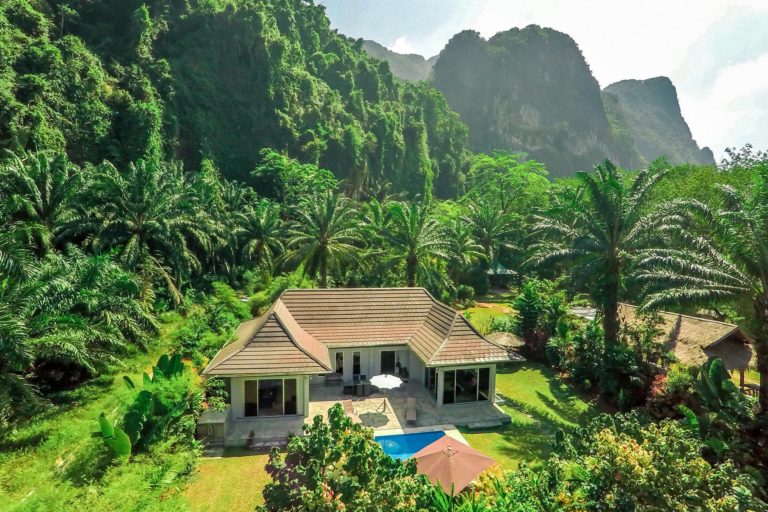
222 380 510 445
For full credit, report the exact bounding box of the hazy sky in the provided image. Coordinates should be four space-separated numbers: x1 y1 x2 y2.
319 0 768 160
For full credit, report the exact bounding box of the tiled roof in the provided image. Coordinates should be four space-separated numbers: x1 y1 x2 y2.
203 288 523 375
202 302 332 376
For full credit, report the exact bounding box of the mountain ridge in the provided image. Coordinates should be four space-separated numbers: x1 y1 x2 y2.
362 26 714 174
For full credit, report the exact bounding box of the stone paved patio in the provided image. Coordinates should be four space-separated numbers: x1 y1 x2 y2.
224 381 510 445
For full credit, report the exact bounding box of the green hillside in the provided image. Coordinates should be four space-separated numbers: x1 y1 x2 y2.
1 0 470 197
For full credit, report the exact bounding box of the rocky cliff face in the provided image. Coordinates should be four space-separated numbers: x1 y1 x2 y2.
362 40 435 81
430 26 641 177
363 26 713 176
602 78 715 166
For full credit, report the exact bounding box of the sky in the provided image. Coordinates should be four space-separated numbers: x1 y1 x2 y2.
319 0 768 160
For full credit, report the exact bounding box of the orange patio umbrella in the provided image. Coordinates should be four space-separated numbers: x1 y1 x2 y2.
412 435 495 494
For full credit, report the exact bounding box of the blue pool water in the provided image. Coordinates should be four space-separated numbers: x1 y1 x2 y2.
375 431 445 460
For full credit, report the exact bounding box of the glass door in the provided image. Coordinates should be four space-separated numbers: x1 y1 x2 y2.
380 350 396 374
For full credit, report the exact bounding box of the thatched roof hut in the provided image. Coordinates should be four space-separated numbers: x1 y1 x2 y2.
486 331 525 350
618 304 754 378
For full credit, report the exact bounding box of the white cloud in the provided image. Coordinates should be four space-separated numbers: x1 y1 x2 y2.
389 36 416 54
678 52 768 157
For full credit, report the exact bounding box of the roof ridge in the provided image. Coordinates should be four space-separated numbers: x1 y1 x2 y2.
620 302 739 329
425 302 460 365
273 301 332 371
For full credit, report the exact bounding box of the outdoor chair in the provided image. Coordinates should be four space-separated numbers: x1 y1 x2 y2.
406 397 417 426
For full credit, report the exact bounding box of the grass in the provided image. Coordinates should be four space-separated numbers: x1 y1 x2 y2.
0 312 195 512
462 291 517 333
182 449 271 512
461 362 600 470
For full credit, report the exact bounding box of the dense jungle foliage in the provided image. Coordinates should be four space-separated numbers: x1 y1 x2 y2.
1 1 768 510
1 0 469 198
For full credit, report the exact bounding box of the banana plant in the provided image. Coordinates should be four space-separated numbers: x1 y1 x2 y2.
99 353 188 457
95 412 132 458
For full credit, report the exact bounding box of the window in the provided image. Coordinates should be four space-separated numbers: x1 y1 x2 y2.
257 379 283 416
335 352 344 374
244 381 259 417
456 369 478 403
284 378 298 415
243 378 299 417
381 351 396 374
441 367 492 405
479 368 490 401
443 370 455 405
425 367 437 400
353 352 361 376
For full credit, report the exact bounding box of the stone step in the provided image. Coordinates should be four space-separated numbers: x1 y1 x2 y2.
463 420 505 430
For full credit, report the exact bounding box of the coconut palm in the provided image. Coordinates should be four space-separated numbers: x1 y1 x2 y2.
529 160 666 347
0 151 84 254
638 163 768 413
382 202 450 288
77 160 214 303
464 200 518 268
282 192 363 288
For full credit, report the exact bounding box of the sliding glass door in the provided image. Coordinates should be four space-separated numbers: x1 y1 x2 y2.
243 378 299 417
440 367 491 405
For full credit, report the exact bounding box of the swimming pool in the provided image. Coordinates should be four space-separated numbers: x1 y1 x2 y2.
375 431 445 460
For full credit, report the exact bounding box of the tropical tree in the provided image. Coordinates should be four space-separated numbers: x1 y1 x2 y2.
240 199 284 272
382 202 450 288
529 160 666 347
445 217 484 282
260 403 432 511
639 162 768 413
464 200 518 269
282 192 363 288
0 230 35 431
74 160 214 303
0 151 84 254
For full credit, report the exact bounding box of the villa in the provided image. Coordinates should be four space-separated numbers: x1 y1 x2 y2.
198 288 524 445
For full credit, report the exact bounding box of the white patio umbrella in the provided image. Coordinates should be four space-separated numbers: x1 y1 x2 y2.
369 374 403 413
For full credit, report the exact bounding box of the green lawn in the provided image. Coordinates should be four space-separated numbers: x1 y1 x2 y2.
183 449 271 512
461 362 599 469
463 293 517 333
0 313 192 512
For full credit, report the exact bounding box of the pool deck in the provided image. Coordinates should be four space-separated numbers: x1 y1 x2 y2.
224 381 508 445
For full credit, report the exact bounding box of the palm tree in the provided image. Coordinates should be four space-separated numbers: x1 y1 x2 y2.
0 231 34 411
529 160 666 347
282 192 363 288
240 199 284 272
465 200 518 269
638 164 768 413
29 249 158 373
382 202 449 287
446 217 484 283
76 160 214 303
0 151 83 254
